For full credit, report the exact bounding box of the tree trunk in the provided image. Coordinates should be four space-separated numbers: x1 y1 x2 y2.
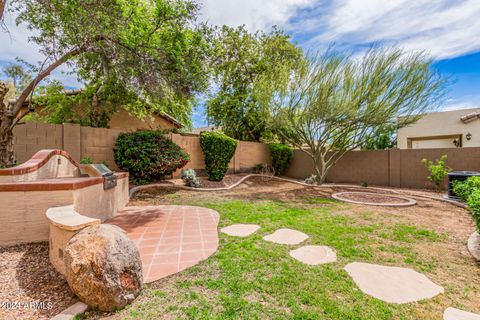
0 82 15 167
0 1 5 22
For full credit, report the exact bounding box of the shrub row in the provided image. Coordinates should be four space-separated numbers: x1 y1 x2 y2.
114 130 189 185
452 176 480 233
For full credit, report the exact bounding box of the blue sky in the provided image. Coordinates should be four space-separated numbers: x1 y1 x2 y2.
2 0 480 128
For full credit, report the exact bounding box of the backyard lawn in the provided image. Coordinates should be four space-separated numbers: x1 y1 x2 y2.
84 178 480 320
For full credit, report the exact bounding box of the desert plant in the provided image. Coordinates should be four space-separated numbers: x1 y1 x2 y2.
268 143 293 176
80 156 93 164
181 169 200 188
305 174 318 185
114 130 189 185
255 163 265 173
200 131 237 181
421 155 451 191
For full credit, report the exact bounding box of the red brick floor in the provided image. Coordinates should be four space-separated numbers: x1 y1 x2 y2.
107 205 220 283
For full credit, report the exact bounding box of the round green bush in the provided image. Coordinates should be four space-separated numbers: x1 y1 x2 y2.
268 143 293 176
200 131 237 181
114 130 190 184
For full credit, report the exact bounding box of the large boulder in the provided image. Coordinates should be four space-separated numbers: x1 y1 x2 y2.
63 224 142 311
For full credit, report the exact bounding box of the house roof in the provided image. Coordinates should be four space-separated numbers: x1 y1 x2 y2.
8 89 184 128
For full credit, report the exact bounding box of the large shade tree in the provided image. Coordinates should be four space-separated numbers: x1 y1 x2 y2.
206 26 302 141
0 0 210 166
272 49 447 184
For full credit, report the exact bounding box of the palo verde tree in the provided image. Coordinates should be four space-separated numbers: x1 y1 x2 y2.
206 25 302 141
272 49 447 184
0 0 210 166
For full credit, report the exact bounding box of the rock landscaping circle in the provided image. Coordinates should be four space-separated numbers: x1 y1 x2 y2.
289 245 337 265
221 224 260 237
444 307 480 320
467 231 480 261
263 228 309 245
344 262 444 304
332 192 416 207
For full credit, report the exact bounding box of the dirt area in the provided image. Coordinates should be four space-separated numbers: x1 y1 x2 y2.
334 191 413 204
131 176 476 242
0 243 76 320
171 173 249 188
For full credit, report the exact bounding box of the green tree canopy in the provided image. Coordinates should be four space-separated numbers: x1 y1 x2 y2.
1 0 211 165
206 26 302 141
273 49 447 184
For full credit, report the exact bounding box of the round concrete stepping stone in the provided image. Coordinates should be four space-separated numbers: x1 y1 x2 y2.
344 262 444 304
221 224 260 237
444 307 480 320
289 245 337 265
263 228 309 245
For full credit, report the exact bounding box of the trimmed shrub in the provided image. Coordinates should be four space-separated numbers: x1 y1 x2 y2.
452 176 480 201
80 156 93 164
114 130 189 184
200 131 237 181
305 174 318 185
181 169 200 188
467 189 480 233
452 176 480 233
268 143 293 176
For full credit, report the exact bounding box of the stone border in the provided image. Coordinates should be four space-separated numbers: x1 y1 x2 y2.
51 301 88 320
331 192 417 207
467 231 480 262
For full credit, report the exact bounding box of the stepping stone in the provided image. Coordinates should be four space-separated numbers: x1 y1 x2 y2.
263 228 309 245
444 307 480 320
289 245 337 265
221 224 260 237
344 262 444 304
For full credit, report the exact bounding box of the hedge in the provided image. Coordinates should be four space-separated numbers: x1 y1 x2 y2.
114 130 189 184
453 176 480 233
268 143 293 176
200 131 237 181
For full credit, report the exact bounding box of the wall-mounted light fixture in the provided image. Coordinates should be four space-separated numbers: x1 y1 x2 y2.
466 132 472 141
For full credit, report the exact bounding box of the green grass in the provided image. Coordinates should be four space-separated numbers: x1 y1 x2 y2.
111 199 446 320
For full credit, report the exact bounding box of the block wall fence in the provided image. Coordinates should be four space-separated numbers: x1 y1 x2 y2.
12 122 480 189
12 122 271 177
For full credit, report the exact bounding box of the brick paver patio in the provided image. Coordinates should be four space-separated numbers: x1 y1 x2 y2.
107 205 220 283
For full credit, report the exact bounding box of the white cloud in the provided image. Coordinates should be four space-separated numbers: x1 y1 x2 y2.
298 0 480 59
199 0 314 31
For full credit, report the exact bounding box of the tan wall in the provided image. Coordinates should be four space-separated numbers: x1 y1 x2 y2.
13 125 272 177
0 190 73 246
397 108 480 149
13 122 63 163
285 147 480 190
108 109 176 131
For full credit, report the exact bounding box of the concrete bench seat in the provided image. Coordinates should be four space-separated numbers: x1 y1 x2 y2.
47 205 101 231
46 205 100 275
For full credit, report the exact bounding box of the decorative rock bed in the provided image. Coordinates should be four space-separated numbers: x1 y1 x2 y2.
332 192 417 207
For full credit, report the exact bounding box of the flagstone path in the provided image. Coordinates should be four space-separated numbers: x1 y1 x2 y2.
220 224 260 237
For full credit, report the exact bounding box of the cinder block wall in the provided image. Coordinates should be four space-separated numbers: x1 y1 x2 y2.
12 123 272 175
285 147 480 190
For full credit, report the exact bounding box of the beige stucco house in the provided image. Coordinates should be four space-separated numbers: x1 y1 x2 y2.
397 108 480 149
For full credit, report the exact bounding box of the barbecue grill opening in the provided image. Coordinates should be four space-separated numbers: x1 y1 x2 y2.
89 164 118 190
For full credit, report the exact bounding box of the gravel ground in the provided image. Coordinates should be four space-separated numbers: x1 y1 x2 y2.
0 243 76 320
